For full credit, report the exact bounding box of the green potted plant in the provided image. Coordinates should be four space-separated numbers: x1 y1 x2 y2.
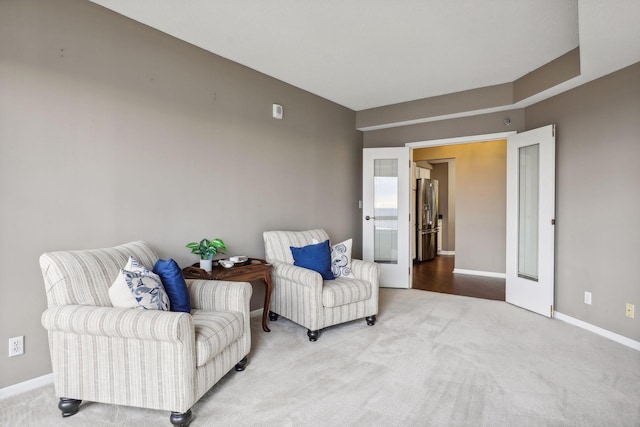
186 238 227 272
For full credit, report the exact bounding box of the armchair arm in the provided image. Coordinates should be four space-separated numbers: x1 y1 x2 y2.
270 261 323 288
186 279 252 313
41 305 193 343
351 259 381 287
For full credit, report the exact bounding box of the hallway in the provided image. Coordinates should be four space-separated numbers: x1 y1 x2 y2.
412 255 505 301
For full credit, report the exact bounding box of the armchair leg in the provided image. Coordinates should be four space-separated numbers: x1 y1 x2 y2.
235 356 248 371
307 329 320 342
170 409 193 427
268 311 279 321
58 398 82 417
366 315 377 326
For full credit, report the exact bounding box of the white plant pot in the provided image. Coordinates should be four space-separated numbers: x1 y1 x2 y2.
200 259 213 272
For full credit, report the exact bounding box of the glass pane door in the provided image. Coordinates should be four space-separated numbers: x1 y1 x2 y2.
506 124 555 317
362 147 410 288
374 159 398 263
518 144 539 281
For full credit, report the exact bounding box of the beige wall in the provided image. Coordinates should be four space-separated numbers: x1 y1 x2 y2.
525 62 640 341
0 0 362 388
414 141 507 273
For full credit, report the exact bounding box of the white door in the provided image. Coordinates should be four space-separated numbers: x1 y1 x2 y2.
506 125 556 317
362 147 411 288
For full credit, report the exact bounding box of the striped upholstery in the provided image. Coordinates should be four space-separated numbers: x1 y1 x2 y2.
263 230 380 333
322 277 372 308
40 241 158 307
192 310 244 367
39 242 252 415
264 229 329 264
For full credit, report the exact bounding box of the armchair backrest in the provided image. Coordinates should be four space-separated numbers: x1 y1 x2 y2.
263 229 330 264
39 241 158 307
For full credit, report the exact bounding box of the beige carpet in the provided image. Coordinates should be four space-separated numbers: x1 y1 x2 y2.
2 289 639 426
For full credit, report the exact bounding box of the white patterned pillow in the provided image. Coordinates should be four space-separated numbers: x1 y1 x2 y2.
109 256 170 311
331 239 354 278
311 238 355 278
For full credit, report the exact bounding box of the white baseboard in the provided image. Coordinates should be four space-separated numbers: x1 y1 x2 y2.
452 268 506 279
438 251 455 255
0 373 53 400
554 311 640 351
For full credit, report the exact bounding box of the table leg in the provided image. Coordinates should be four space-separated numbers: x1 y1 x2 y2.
261 271 273 332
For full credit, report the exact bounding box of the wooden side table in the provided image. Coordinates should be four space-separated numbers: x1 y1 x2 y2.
182 258 273 332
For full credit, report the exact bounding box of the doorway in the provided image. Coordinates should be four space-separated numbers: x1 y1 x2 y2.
408 132 514 300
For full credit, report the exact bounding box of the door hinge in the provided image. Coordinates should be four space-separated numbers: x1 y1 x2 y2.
552 124 556 137
551 219 556 225
550 305 554 318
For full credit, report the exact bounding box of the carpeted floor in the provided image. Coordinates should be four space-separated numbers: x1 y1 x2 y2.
2 289 639 426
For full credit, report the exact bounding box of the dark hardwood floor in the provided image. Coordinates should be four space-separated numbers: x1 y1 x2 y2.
412 255 505 301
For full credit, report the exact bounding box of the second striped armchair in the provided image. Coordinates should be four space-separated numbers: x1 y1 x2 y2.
263 229 380 342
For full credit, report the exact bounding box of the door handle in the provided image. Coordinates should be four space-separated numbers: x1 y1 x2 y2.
365 215 375 221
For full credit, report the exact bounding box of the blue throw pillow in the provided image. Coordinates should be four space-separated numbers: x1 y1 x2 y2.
153 258 191 313
290 240 335 280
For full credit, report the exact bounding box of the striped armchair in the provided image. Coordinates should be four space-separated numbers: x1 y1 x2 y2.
39 241 251 427
263 229 380 341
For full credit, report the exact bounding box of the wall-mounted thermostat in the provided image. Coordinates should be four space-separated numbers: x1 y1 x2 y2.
273 104 283 119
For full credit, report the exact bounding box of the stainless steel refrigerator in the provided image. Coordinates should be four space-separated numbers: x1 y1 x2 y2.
416 178 439 261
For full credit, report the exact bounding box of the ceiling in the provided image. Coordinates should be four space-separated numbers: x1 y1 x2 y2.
89 0 640 112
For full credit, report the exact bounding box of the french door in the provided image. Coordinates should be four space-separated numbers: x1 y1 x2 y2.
362 147 411 288
506 125 556 317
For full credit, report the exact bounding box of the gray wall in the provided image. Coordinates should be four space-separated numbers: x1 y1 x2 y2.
0 0 362 388
363 109 525 147
525 62 640 342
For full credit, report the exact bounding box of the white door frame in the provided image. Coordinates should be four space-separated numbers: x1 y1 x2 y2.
405 131 516 281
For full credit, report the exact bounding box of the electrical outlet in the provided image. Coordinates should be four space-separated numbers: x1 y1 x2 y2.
8 336 24 357
584 291 592 305
626 303 635 319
